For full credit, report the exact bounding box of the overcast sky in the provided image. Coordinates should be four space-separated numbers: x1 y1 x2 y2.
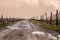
0 0 60 19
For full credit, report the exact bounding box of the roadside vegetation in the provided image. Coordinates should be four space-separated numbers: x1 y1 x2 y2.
0 18 20 29
0 22 5 29
29 19 40 24
41 22 60 31
0 21 16 29
29 19 60 31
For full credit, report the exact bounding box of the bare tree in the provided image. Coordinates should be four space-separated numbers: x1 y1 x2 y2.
45 12 48 24
56 10 58 26
50 12 52 24
42 14 44 22
1 15 3 22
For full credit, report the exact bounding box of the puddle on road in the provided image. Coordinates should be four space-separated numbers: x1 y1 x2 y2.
31 31 60 40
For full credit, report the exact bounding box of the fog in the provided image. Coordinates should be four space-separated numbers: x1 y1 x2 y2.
0 0 60 19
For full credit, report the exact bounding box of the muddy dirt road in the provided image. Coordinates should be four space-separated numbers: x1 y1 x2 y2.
0 20 55 40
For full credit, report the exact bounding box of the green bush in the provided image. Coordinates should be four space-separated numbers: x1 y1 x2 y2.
0 22 5 28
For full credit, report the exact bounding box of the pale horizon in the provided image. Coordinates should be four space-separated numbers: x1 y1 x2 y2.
0 0 60 19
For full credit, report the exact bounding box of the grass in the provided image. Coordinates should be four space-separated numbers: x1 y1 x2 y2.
29 19 60 31
29 19 40 24
0 21 17 29
0 22 5 28
41 22 60 31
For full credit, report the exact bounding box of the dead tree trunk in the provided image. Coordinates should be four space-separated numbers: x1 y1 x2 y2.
50 12 52 24
45 12 48 24
56 10 58 26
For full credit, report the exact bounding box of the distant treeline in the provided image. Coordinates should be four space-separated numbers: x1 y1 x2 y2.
0 15 23 29
31 10 60 25
40 10 60 26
